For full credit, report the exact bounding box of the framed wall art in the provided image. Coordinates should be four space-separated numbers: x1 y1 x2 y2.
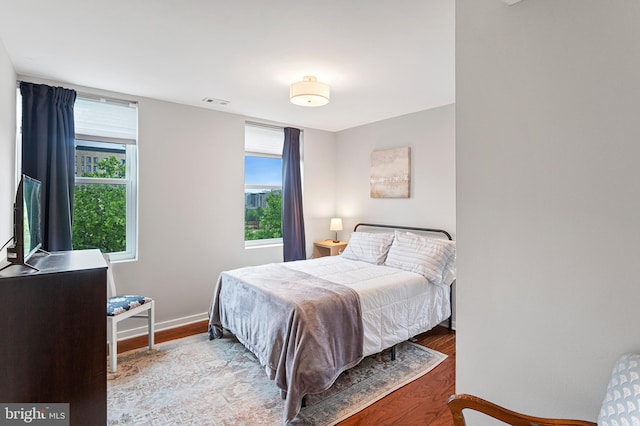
370 146 410 198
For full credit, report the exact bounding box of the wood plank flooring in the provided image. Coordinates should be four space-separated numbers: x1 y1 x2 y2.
115 321 456 425
115 320 210 354
338 325 456 425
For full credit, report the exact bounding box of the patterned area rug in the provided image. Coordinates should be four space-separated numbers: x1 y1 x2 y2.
107 333 446 425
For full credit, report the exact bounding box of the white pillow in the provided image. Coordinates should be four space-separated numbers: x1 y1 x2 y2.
384 231 456 284
341 232 394 265
442 250 456 286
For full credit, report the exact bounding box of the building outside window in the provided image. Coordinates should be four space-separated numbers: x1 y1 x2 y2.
72 96 138 261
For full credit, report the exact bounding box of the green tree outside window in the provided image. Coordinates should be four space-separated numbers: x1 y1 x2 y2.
72 156 127 253
244 191 282 240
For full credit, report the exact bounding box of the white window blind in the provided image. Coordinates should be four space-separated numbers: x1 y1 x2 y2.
245 123 283 155
75 97 137 143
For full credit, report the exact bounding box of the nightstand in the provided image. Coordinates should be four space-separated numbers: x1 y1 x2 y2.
313 240 348 258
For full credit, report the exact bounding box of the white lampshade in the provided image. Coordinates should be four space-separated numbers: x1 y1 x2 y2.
329 217 343 232
290 76 330 107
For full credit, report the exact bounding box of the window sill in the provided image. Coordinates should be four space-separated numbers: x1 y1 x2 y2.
105 252 136 262
244 241 283 250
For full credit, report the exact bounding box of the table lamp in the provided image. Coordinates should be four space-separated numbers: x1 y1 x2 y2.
330 218 343 243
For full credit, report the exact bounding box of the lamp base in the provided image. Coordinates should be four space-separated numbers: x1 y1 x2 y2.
332 240 340 243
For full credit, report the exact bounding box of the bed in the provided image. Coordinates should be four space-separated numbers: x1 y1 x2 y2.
208 223 456 425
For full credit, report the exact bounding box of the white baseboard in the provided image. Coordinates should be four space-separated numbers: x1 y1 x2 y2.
116 312 209 341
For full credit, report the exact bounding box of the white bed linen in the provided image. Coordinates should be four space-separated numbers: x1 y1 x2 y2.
285 255 451 357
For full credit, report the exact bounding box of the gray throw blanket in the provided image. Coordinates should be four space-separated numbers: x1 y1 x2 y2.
208 263 364 425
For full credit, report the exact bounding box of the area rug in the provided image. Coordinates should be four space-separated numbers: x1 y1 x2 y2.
107 333 446 425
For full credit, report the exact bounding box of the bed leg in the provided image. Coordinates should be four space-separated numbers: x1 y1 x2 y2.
390 345 396 361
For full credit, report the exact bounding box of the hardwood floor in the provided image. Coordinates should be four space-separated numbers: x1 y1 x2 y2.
338 326 456 426
115 322 456 425
115 320 210 354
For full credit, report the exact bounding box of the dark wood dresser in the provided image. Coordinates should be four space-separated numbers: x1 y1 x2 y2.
0 249 107 425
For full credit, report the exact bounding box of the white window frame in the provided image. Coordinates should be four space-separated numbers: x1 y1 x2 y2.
244 123 284 248
74 96 138 261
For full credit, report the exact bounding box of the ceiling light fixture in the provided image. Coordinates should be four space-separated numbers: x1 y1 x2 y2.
290 76 330 107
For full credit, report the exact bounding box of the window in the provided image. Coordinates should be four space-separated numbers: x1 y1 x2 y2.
244 123 284 246
72 97 138 261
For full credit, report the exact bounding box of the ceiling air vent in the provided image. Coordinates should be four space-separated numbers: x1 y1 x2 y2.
202 97 230 106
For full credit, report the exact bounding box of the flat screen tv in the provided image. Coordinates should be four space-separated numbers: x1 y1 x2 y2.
5 174 43 269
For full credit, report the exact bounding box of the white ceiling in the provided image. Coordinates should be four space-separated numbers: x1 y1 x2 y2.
0 0 455 132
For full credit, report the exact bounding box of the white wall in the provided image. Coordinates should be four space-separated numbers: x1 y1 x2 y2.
335 104 456 237
116 98 337 330
457 0 640 421
11 77 337 335
5 57 455 342
121 100 337 333
0 40 16 261
300 127 339 244
335 104 457 322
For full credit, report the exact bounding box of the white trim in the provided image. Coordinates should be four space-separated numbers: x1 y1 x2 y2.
76 133 136 145
244 238 283 248
245 184 281 191
244 151 281 159
76 92 137 107
75 177 126 185
115 312 209 341
73 98 138 261
245 120 284 131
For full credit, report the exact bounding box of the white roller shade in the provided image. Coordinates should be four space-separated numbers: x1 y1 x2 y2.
75 97 137 143
245 123 283 155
